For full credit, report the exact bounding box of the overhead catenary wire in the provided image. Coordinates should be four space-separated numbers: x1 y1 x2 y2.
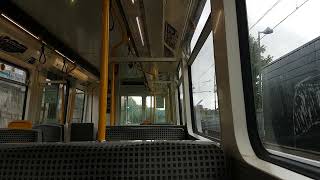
196 64 214 81
261 0 310 40
249 0 282 31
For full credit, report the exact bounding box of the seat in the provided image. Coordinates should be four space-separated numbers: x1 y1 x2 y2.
70 123 94 141
33 124 64 142
8 120 32 129
0 141 228 179
106 125 187 141
0 128 41 143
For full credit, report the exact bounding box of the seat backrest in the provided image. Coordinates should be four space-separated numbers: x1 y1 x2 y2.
8 120 32 129
70 123 94 141
0 141 228 179
33 124 64 142
0 128 41 143
106 125 187 141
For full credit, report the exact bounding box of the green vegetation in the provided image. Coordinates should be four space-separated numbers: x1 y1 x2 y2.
249 35 272 109
120 96 166 125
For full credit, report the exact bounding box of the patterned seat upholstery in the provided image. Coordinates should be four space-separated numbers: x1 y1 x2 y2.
0 141 228 180
0 129 41 143
106 125 187 140
70 123 94 141
33 124 64 142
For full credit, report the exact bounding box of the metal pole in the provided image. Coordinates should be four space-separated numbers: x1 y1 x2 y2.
258 32 261 50
110 64 116 126
97 0 110 142
257 31 262 109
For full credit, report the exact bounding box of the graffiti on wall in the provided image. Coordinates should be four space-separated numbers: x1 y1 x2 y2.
293 75 320 136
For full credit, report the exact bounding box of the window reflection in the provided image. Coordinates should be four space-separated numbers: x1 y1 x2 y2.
191 32 220 138
246 0 320 162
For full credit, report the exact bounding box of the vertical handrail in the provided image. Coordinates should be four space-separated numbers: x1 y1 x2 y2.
97 0 110 142
110 64 116 126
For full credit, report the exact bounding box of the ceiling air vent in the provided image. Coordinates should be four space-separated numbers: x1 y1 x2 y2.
0 36 27 53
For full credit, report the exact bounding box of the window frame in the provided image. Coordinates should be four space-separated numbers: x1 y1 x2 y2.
0 59 29 120
187 13 221 141
235 0 320 179
72 88 86 123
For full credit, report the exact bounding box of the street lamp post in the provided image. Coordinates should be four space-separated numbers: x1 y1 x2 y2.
258 27 273 49
257 27 273 104
257 27 273 138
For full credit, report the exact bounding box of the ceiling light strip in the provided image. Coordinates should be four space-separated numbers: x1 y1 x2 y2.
136 16 145 46
54 50 75 63
1 13 40 40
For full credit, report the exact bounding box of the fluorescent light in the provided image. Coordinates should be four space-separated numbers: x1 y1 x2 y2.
131 0 135 4
54 50 75 63
135 16 144 46
1 13 40 40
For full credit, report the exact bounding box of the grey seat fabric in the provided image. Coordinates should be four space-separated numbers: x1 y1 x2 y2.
70 123 94 141
0 141 228 180
106 125 186 141
0 129 41 143
33 124 64 142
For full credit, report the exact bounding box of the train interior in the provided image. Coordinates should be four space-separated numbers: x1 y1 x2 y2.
0 0 319 179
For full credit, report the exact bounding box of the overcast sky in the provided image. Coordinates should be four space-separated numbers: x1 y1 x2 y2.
191 31 217 110
246 0 320 59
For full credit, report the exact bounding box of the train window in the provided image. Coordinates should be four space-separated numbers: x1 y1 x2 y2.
178 83 185 125
39 83 65 124
120 96 143 125
190 0 211 51
145 96 168 124
245 0 320 167
0 61 27 127
190 32 220 139
72 89 85 123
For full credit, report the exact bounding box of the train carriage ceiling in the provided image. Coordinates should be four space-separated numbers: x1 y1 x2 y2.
5 0 194 76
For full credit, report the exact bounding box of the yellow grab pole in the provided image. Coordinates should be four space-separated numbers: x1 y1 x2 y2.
97 0 110 142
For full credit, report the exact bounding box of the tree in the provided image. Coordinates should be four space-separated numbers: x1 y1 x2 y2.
127 97 143 124
249 35 272 109
120 97 143 125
